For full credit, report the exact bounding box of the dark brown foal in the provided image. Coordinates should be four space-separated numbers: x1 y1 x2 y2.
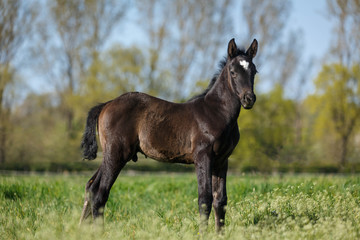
80 38 258 232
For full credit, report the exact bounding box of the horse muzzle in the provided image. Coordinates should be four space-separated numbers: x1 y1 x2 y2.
240 91 256 109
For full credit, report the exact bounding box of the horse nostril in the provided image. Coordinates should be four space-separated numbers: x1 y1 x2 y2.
243 94 254 103
241 92 256 109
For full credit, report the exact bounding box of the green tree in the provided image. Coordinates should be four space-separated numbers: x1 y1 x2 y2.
306 64 360 167
8 93 69 163
234 86 298 171
36 0 128 136
78 46 147 114
232 0 306 171
300 0 360 168
0 0 37 163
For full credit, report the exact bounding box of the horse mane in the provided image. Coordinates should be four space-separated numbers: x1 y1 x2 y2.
187 47 246 102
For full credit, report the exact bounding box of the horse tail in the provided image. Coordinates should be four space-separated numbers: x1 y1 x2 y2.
81 102 109 160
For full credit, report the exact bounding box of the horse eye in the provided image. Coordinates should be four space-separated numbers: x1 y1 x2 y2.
230 71 236 77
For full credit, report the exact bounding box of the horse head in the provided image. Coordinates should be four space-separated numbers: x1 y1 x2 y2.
227 38 258 109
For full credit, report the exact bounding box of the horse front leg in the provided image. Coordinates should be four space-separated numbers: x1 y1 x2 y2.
195 151 213 230
212 159 228 233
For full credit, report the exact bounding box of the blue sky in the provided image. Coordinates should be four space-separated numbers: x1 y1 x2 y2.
286 0 333 96
289 0 332 61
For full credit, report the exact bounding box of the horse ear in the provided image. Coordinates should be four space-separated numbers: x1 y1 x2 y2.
246 39 258 59
227 38 238 59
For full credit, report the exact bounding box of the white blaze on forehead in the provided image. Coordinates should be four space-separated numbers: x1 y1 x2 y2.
239 60 249 70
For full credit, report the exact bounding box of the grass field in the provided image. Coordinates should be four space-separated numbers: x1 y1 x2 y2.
0 172 360 239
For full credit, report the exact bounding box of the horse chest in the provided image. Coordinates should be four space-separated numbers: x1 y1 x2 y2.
212 127 240 158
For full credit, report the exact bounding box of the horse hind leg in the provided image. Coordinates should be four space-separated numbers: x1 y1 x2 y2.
80 144 131 225
80 169 100 225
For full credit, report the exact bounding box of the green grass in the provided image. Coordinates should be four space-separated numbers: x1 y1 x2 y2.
0 173 360 239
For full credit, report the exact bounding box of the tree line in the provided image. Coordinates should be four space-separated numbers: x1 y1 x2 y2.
0 0 359 172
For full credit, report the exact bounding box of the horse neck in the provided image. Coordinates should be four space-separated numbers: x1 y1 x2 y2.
204 67 241 122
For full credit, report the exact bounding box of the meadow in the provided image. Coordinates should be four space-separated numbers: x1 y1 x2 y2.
0 172 359 240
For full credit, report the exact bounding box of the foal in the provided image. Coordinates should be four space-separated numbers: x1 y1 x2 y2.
80 38 258 231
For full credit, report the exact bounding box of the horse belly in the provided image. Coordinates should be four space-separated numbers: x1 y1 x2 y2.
138 131 193 164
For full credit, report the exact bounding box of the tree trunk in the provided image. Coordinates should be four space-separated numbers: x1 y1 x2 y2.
339 135 349 169
0 110 7 163
0 89 6 163
0 130 5 163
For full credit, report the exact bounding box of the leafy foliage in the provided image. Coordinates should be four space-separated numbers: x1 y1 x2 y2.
305 64 360 166
234 85 303 170
0 0 359 172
